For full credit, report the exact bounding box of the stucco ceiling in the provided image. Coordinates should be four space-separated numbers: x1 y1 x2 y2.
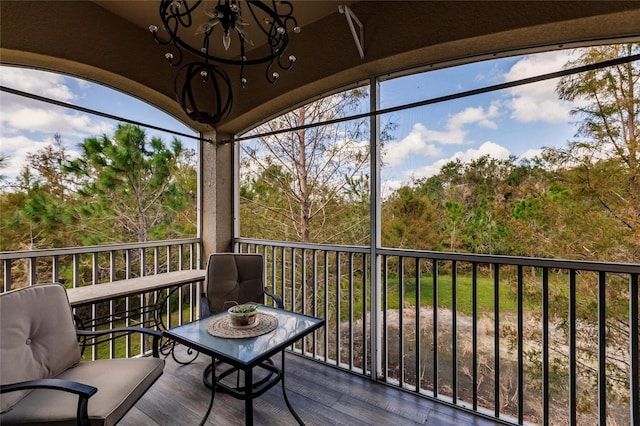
1 1 639 137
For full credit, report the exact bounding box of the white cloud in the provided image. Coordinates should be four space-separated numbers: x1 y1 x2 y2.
0 134 84 181
503 50 579 123
447 103 499 131
381 179 403 199
5 105 98 136
519 148 544 161
382 123 442 166
1 135 52 180
0 67 76 102
382 102 501 167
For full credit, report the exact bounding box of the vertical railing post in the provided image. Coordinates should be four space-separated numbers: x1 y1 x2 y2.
324 250 329 363
399 256 405 387
52 255 60 284
3 259 12 292
630 273 639 426
451 259 458 404
494 263 501 417
139 247 145 277
433 259 438 397
542 267 549 426
415 257 421 393
381 255 388 381
92 252 98 285
29 257 37 286
569 270 577 426
109 250 116 282
335 251 341 364
312 249 318 359
362 253 368 374
72 253 80 288
517 265 524 424
291 247 296 312
598 271 607 424
472 262 478 410
281 247 286 308
348 252 354 370
125 249 132 279
154 247 159 275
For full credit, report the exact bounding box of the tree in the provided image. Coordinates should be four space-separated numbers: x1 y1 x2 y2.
64 124 185 244
3 135 80 249
162 147 198 239
554 43 640 260
240 88 370 244
517 44 640 418
381 185 441 250
0 153 8 183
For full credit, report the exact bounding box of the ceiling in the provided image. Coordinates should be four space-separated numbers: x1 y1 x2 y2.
1 1 639 137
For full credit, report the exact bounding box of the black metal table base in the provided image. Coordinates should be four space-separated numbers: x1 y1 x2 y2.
200 351 304 425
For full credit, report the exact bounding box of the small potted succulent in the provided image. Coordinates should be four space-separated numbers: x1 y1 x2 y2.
227 302 258 327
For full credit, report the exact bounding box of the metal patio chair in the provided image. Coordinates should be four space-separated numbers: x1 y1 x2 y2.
200 252 284 394
0 283 164 426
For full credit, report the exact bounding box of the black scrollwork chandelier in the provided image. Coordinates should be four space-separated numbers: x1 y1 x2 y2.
150 0 300 125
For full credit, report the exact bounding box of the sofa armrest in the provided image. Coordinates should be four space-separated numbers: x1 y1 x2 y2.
1 378 97 426
77 327 163 358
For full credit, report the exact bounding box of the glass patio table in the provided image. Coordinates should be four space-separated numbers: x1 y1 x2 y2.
163 305 325 426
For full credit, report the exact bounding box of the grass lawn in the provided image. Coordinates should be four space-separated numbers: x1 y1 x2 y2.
342 271 524 318
385 273 520 315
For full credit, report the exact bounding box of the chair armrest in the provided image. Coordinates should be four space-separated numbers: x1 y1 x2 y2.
200 289 283 317
263 287 284 309
1 378 97 426
200 293 211 318
77 327 163 358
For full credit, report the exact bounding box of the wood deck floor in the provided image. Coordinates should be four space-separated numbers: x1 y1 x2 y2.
118 346 504 426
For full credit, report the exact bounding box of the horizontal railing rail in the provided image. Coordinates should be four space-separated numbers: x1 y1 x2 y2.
236 237 639 426
1 238 202 291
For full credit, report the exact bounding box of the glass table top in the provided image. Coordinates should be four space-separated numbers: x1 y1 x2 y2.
163 305 324 366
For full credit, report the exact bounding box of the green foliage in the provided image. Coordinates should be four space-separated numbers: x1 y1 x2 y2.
64 124 188 243
0 125 196 255
382 185 441 250
554 43 640 256
2 135 82 249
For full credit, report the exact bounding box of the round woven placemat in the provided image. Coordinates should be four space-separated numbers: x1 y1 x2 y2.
207 312 278 339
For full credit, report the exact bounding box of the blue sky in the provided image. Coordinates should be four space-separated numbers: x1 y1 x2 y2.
378 49 581 193
1 48 582 189
0 66 198 183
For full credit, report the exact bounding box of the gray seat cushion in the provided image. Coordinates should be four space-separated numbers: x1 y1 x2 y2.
0 357 164 426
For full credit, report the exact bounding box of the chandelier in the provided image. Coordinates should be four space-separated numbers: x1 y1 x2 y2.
150 0 301 125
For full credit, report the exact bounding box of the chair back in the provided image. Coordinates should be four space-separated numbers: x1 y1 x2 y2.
203 253 265 314
0 284 81 413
